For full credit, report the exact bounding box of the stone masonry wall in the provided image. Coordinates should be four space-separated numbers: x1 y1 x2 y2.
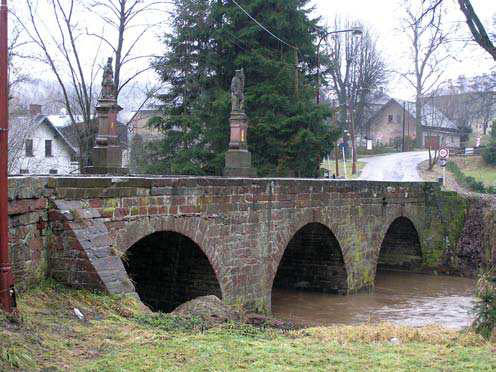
41 177 448 311
6 176 486 313
7 177 50 290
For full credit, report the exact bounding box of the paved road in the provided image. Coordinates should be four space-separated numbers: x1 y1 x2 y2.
358 151 430 181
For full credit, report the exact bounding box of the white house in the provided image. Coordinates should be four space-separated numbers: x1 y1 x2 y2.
9 105 130 175
10 113 79 175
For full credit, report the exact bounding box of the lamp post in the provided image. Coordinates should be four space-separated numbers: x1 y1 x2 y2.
348 97 358 175
0 0 15 314
315 27 362 104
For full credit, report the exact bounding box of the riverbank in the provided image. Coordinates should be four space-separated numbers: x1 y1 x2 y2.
418 156 496 197
1 281 494 371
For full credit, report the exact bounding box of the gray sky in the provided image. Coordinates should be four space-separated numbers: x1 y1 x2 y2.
312 0 496 99
13 0 496 109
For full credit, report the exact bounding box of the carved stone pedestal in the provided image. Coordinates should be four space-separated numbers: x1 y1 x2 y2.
224 112 256 177
82 57 128 176
82 144 129 175
224 149 256 177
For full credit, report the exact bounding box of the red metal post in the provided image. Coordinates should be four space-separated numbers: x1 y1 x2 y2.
0 0 15 314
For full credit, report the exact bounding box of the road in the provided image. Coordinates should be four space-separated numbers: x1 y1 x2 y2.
358 151 430 181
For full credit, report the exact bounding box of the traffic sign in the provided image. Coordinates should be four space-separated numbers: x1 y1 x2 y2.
439 147 449 159
439 159 447 167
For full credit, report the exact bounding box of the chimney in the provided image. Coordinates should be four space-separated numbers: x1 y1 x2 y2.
29 104 42 117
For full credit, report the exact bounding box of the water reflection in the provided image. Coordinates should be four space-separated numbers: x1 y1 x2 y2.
272 272 475 329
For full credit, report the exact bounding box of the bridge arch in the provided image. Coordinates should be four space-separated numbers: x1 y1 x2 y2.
117 218 223 312
271 220 348 295
375 214 424 274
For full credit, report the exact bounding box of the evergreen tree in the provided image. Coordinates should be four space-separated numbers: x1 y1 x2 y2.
150 0 337 177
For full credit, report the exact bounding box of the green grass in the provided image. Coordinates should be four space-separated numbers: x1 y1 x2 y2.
321 160 365 179
1 281 495 371
468 133 492 147
453 156 496 188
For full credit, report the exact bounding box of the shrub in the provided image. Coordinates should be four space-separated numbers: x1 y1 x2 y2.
482 120 496 165
482 141 496 166
446 161 496 194
473 268 496 340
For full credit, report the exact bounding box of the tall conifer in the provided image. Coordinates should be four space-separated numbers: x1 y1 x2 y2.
151 0 337 176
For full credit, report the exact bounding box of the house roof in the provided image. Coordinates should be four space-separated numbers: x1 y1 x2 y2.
369 98 458 131
399 100 458 130
40 114 129 155
36 115 79 155
369 91 392 106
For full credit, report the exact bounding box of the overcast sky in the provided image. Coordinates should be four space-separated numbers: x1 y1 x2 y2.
14 0 496 109
311 0 496 99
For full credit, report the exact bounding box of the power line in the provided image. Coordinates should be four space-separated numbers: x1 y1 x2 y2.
231 0 297 50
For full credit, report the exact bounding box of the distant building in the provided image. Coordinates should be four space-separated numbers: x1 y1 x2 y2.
429 74 496 136
368 98 461 148
10 114 78 175
9 105 128 175
121 108 162 141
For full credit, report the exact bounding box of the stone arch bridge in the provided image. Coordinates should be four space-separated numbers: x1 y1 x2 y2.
8 176 482 312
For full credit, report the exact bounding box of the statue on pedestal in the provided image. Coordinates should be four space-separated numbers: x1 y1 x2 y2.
224 68 256 177
230 68 245 113
100 57 115 99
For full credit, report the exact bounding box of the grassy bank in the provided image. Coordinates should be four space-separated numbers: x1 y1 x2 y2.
321 160 365 179
452 156 496 188
1 282 495 371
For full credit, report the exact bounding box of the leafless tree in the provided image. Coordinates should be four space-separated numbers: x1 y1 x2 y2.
85 0 168 98
426 74 496 139
421 0 495 61
13 0 167 169
457 0 496 61
323 19 387 131
7 117 35 174
400 0 454 148
13 0 102 168
469 74 496 135
7 12 32 100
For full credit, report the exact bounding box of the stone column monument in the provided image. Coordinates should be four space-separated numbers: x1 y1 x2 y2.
224 68 256 177
83 57 128 175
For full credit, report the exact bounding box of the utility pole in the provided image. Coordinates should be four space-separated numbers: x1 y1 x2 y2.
402 102 406 152
333 111 339 177
348 98 357 175
0 0 15 314
293 47 299 97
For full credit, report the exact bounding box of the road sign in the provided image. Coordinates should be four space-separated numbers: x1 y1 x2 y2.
439 147 449 159
439 159 447 167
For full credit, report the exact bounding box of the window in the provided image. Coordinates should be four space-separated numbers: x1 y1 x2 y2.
45 140 52 157
388 114 393 123
19 169 29 174
49 169 58 175
25 139 33 157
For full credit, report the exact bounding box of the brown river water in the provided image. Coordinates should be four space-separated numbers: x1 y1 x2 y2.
272 272 476 330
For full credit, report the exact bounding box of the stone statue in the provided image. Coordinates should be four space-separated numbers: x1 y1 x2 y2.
230 68 245 113
100 57 115 99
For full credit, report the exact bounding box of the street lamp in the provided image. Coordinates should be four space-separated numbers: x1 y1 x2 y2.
316 27 363 104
